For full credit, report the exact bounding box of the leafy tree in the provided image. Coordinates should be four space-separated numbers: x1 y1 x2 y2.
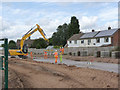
8 40 17 49
61 23 69 46
68 16 80 37
51 32 58 45
48 38 53 45
32 38 47 49
36 43 40 49
51 16 80 46
51 23 69 46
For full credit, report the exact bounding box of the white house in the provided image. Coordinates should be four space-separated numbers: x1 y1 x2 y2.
67 27 120 47
67 33 83 47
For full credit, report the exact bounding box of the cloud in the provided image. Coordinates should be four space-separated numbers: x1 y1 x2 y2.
98 7 118 21
79 3 118 32
2 0 119 2
0 16 2 39
3 4 30 16
1 13 69 41
101 20 118 30
32 16 70 39
79 16 98 31
2 4 71 39
1 2 118 42
1 24 32 41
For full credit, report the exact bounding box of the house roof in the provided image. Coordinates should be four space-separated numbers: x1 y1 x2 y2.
68 33 84 41
67 28 119 41
95 28 118 38
80 31 99 39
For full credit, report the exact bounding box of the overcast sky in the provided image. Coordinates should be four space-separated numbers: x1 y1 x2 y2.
0 1 118 43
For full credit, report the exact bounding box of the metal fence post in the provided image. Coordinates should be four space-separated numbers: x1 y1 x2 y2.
4 38 8 89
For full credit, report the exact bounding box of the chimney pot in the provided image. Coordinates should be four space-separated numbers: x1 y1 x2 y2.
92 29 95 32
108 26 111 30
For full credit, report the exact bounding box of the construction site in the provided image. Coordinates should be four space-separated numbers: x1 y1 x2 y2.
0 1 120 90
0 23 120 89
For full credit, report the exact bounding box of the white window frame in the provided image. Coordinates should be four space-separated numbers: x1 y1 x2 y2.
104 37 109 42
96 38 100 43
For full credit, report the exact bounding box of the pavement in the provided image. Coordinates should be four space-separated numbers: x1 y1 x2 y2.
34 57 119 73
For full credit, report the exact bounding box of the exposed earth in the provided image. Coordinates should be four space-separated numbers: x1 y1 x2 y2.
8 58 119 88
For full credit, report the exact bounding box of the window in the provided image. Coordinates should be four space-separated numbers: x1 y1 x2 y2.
88 39 91 43
74 40 77 44
104 37 109 42
96 38 100 43
81 40 84 44
93 43 96 45
69 41 72 43
88 39 91 45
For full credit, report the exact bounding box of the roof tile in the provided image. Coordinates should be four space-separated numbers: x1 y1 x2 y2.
80 32 98 39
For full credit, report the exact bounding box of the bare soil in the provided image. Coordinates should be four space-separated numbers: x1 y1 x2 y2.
8 58 119 88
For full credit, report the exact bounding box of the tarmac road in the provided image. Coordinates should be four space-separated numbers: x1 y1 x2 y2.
34 58 119 73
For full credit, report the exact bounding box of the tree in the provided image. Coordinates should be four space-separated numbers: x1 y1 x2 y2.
36 43 41 49
48 38 53 45
8 40 17 49
61 23 69 46
32 38 47 49
51 32 59 45
50 16 80 46
51 25 64 46
68 16 80 37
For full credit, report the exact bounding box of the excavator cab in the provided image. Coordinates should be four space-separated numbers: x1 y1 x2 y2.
17 44 28 59
22 44 28 54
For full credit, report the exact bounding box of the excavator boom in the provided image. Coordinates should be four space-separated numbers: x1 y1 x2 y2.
9 24 49 58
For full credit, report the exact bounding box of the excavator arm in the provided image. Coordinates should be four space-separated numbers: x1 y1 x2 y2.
20 24 49 51
9 24 49 58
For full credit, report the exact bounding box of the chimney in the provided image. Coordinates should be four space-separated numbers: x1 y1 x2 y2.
92 29 95 32
108 26 111 30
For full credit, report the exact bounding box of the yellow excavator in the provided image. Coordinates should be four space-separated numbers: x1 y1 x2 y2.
9 24 49 59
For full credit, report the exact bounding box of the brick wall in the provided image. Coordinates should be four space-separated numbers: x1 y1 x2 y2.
64 46 115 56
118 29 120 46
112 29 120 47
